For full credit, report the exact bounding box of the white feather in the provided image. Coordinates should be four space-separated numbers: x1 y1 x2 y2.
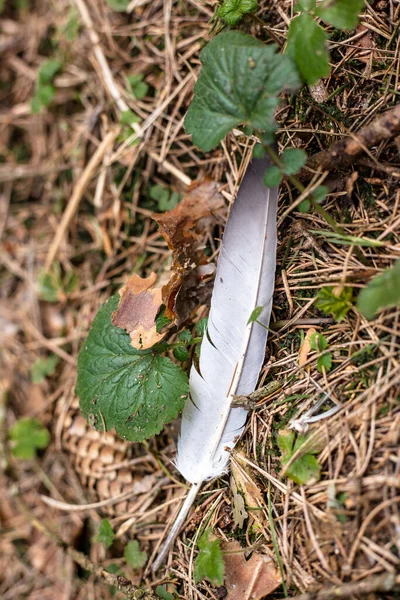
153 157 278 570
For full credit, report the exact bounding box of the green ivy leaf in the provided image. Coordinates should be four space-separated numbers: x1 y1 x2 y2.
31 355 59 383
9 418 50 459
278 430 321 485
357 259 400 320
185 31 300 151
281 148 307 175
264 165 283 187
286 13 330 84
124 540 147 569
315 0 364 30
75 296 189 442
194 529 224 586
97 519 115 548
316 286 353 322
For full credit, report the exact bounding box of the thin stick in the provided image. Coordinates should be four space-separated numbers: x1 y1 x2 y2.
292 572 399 600
44 128 119 271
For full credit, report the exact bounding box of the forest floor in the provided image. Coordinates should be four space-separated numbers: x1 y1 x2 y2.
1 1 400 599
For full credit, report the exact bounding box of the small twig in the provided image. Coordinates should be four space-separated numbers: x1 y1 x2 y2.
292 572 399 600
231 381 282 409
44 128 119 271
302 103 400 177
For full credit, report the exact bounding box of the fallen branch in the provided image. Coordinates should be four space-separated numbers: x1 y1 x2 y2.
302 103 400 176
293 572 400 600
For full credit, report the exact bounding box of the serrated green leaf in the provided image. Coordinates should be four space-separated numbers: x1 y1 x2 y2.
173 346 189 362
357 259 400 320
9 418 50 459
281 148 307 175
124 540 147 569
76 296 189 442
194 529 224 586
247 305 263 324
264 165 283 187
316 286 353 322
315 0 363 30
177 329 192 343
218 0 258 25
31 355 59 383
185 31 300 151
155 306 172 333
97 519 115 548
286 13 330 84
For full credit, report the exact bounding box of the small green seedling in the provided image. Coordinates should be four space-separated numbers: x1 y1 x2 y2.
194 529 224 586
310 332 332 373
97 519 115 549
278 429 321 484
30 355 59 383
31 59 62 113
316 286 353 322
9 418 50 459
124 540 148 569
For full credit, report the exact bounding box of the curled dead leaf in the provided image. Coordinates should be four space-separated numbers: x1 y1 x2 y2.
112 272 164 350
152 177 224 322
223 541 281 600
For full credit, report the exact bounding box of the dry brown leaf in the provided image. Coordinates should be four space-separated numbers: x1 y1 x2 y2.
112 272 164 350
223 541 281 600
298 327 317 368
152 177 224 322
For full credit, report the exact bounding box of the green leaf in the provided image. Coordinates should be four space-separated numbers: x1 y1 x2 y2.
124 540 147 569
194 529 224 586
310 229 385 247
9 418 50 459
312 185 328 204
264 166 283 187
316 286 353 322
31 84 56 113
31 355 59 383
155 306 172 333
76 296 189 442
127 74 149 100
120 110 141 126
278 430 321 485
357 259 400 320
317 352 332 373
247 305 263 324
106 0 130 11
185 31 300 151
281 148 307 175
286 453 321 484
286 13 330 84
218 0 258 25
295 0 316 10
97 519 115 549
155 586 174 600
38 59 62 85
309 332 328 352
315 0 364 30
298 199 310 213
196 317 208 336
252 143 264 159
177 329 192 343
173 346 189 362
